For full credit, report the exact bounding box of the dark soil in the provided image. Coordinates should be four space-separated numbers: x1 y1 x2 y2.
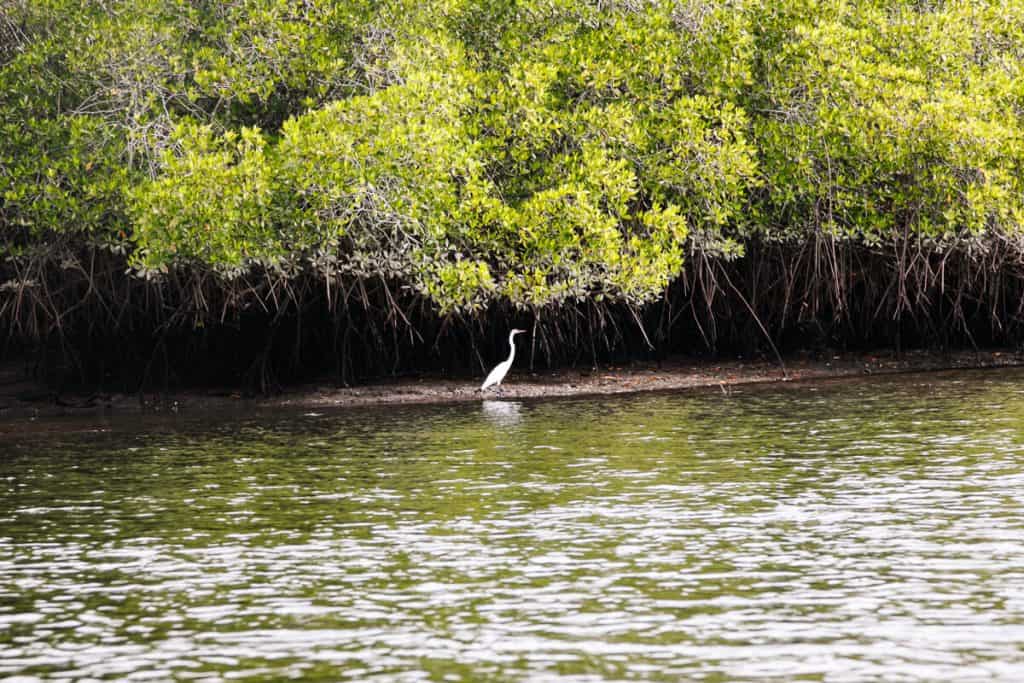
1 349 1021 425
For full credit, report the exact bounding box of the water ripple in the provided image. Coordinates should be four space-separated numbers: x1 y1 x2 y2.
4 370 1024 680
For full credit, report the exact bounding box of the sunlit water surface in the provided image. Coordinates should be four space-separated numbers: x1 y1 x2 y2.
4 370 1024 681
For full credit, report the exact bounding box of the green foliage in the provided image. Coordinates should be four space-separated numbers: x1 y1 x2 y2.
130 123 275 274
5 0 1024 313
749 0 1024 242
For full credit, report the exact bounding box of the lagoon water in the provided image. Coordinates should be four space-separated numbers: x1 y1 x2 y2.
4 370 1024 681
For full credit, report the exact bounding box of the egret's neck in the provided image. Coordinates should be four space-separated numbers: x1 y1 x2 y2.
507 333 518 361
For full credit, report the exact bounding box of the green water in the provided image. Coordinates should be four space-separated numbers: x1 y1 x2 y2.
4 371 1024 681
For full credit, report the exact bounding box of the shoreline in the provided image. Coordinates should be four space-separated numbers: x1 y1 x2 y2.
1 348 1022 424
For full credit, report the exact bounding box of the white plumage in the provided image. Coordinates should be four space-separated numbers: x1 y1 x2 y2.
480 329 526 392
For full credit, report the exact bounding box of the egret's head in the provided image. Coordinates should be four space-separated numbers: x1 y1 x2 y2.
511 328 526 336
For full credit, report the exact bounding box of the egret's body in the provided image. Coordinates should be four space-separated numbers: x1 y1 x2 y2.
480 329 526 392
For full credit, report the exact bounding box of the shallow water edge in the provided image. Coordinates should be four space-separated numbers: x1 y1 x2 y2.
1 348 1023 425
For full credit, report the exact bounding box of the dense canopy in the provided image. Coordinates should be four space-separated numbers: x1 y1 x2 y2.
3 0 1024 383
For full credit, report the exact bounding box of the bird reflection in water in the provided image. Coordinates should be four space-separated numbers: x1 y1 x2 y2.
481 400 523 427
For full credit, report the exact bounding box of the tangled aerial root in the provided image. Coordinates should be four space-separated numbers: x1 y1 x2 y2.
3 232 1024 392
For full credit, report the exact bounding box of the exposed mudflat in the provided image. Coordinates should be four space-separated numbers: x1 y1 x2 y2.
1 349 1022 428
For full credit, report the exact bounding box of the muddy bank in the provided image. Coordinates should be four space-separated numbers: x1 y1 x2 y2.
1 349 1022 424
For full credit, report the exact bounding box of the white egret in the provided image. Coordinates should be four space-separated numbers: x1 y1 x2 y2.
480 328 526 392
